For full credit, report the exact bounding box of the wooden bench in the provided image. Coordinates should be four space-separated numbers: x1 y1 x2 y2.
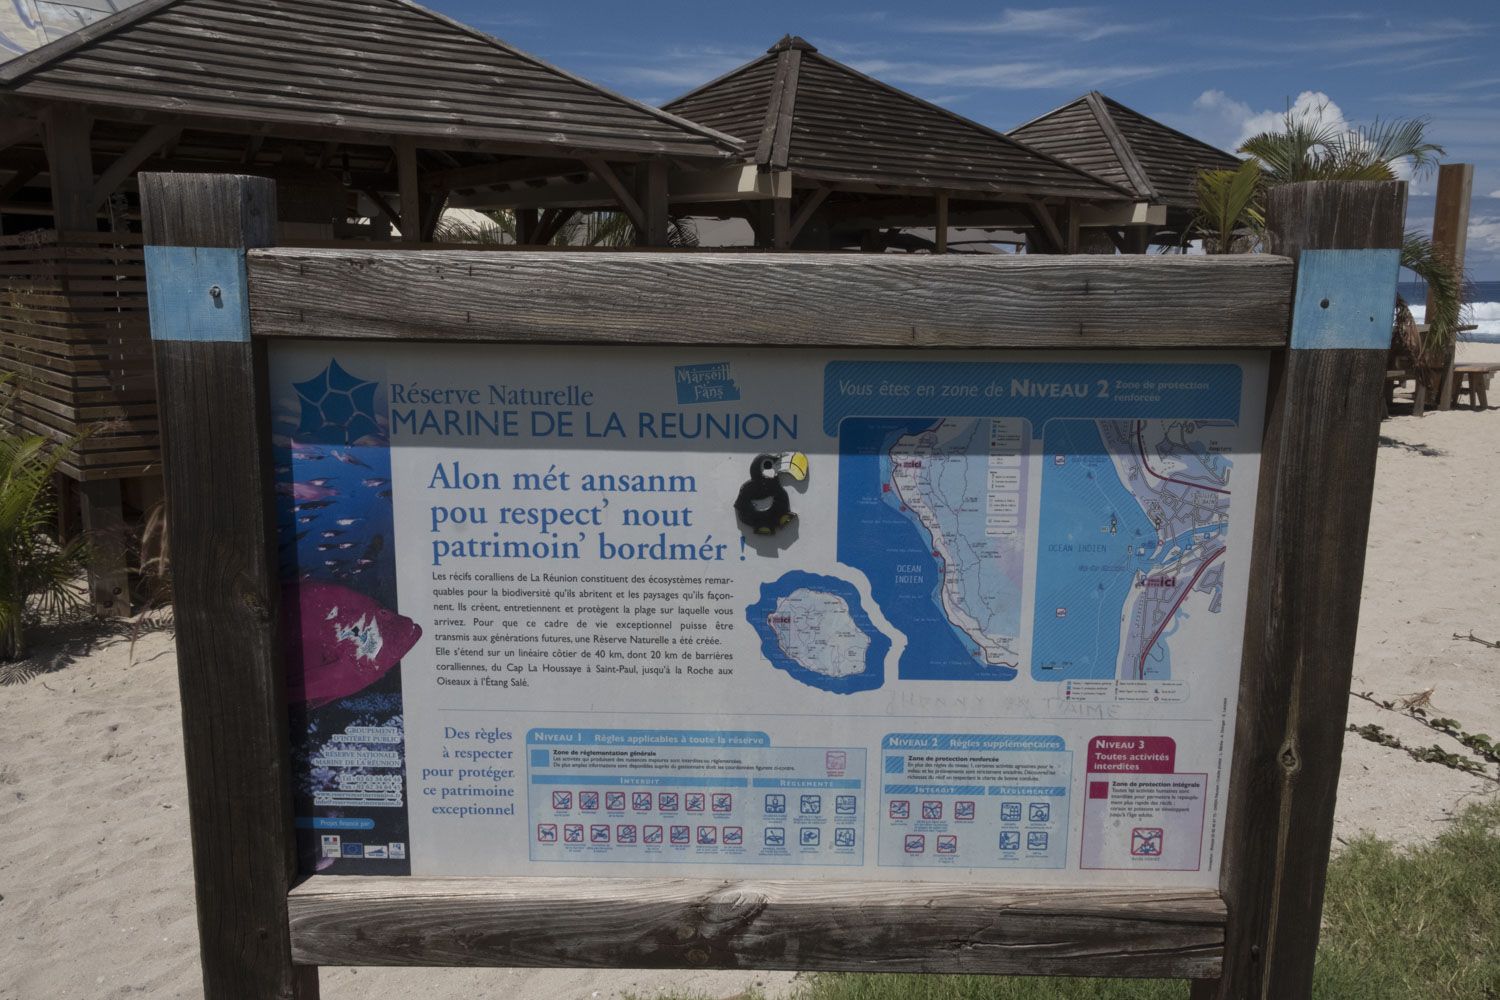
1453 362 1500 410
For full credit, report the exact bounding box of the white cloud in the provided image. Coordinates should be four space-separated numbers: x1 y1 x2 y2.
854 58 1167 91
906 7 1144 43
1174 89 1361 153
1469 216 1500 253
1235 91 1350 147
1173 91 1352 152
1164 90 1446 195
607 47 760 91
1239 17 1479 55
1489 190 1500 198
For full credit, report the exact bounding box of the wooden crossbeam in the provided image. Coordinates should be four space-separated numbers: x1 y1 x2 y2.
787 187 830 246
419 192 446 242
1026 199 1066 253
583 157 646 232
248 250 1295 348
288 876 1225 979
0 157 44 202
360 188 402 232
91 124 181 210
534 207 578 245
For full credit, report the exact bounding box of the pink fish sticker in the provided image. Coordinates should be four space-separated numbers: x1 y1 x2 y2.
284 581 421 707
277 481 338 502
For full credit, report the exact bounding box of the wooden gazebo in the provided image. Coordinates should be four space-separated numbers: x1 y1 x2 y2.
457 36 1143 252
1010 91 1241 250
0 0 739 612
663 37 1147 251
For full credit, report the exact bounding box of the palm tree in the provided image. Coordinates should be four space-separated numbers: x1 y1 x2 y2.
1192 158 1265 255
0 375 88 660
1239 113 1443 184
1191 107 1463 366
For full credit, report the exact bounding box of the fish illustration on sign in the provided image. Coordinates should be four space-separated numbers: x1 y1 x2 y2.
284 580 421 707
278 481 338 502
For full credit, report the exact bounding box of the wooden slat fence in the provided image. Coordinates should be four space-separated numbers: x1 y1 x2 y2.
0 229 158 480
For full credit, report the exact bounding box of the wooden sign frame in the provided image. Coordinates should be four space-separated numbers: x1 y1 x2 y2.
139 172 1405 1000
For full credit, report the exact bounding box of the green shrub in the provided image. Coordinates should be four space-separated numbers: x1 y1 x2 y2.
0 374 88 660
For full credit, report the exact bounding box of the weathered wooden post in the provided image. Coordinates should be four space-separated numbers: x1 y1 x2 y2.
142 173 318 999
1431 163 1473 411
637 160 671 247
1210 180 1406 1000
42 104 133 616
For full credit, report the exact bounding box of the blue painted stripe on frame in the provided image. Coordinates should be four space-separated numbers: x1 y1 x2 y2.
145 245 250 343
1290 248 1402 350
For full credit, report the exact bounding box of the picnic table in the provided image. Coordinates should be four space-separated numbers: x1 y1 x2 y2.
1386 324 1485 416
1453 362 1499 410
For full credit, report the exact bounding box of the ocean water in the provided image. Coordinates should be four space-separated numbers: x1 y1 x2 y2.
1400 280 1500 343
1030 420 1158 682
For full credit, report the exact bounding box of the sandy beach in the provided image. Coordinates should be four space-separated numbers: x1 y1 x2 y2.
2 350 1498 1000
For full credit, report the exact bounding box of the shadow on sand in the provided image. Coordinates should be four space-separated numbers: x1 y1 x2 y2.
1378 435 1446 457
0 611 173 687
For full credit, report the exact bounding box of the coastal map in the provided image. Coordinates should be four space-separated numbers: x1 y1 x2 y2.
838 417 1026 682
1032 418 1233 681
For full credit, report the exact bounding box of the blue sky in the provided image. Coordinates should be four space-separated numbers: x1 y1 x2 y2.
431 0 1500 278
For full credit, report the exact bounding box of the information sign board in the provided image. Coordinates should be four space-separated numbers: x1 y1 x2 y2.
271 344 1266 885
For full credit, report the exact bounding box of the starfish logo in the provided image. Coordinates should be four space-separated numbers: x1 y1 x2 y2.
293 359 381 444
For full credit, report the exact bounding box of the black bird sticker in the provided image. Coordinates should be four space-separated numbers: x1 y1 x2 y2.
734 452 808 535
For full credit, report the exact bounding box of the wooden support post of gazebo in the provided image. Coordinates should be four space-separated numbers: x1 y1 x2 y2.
396 138 421 245
42 105 133 615
1431 163 1473 411
637 160 670 246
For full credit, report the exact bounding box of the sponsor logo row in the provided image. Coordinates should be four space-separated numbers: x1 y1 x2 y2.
320 835 407 860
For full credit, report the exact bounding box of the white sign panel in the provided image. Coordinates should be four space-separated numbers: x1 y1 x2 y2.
269 343 1266 886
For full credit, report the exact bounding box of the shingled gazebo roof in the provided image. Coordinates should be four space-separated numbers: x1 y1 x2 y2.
664 36 1129 202
0 0 740 158
1010 92 1240 210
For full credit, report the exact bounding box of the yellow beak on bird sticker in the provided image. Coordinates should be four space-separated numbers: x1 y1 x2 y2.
778 451 809 482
